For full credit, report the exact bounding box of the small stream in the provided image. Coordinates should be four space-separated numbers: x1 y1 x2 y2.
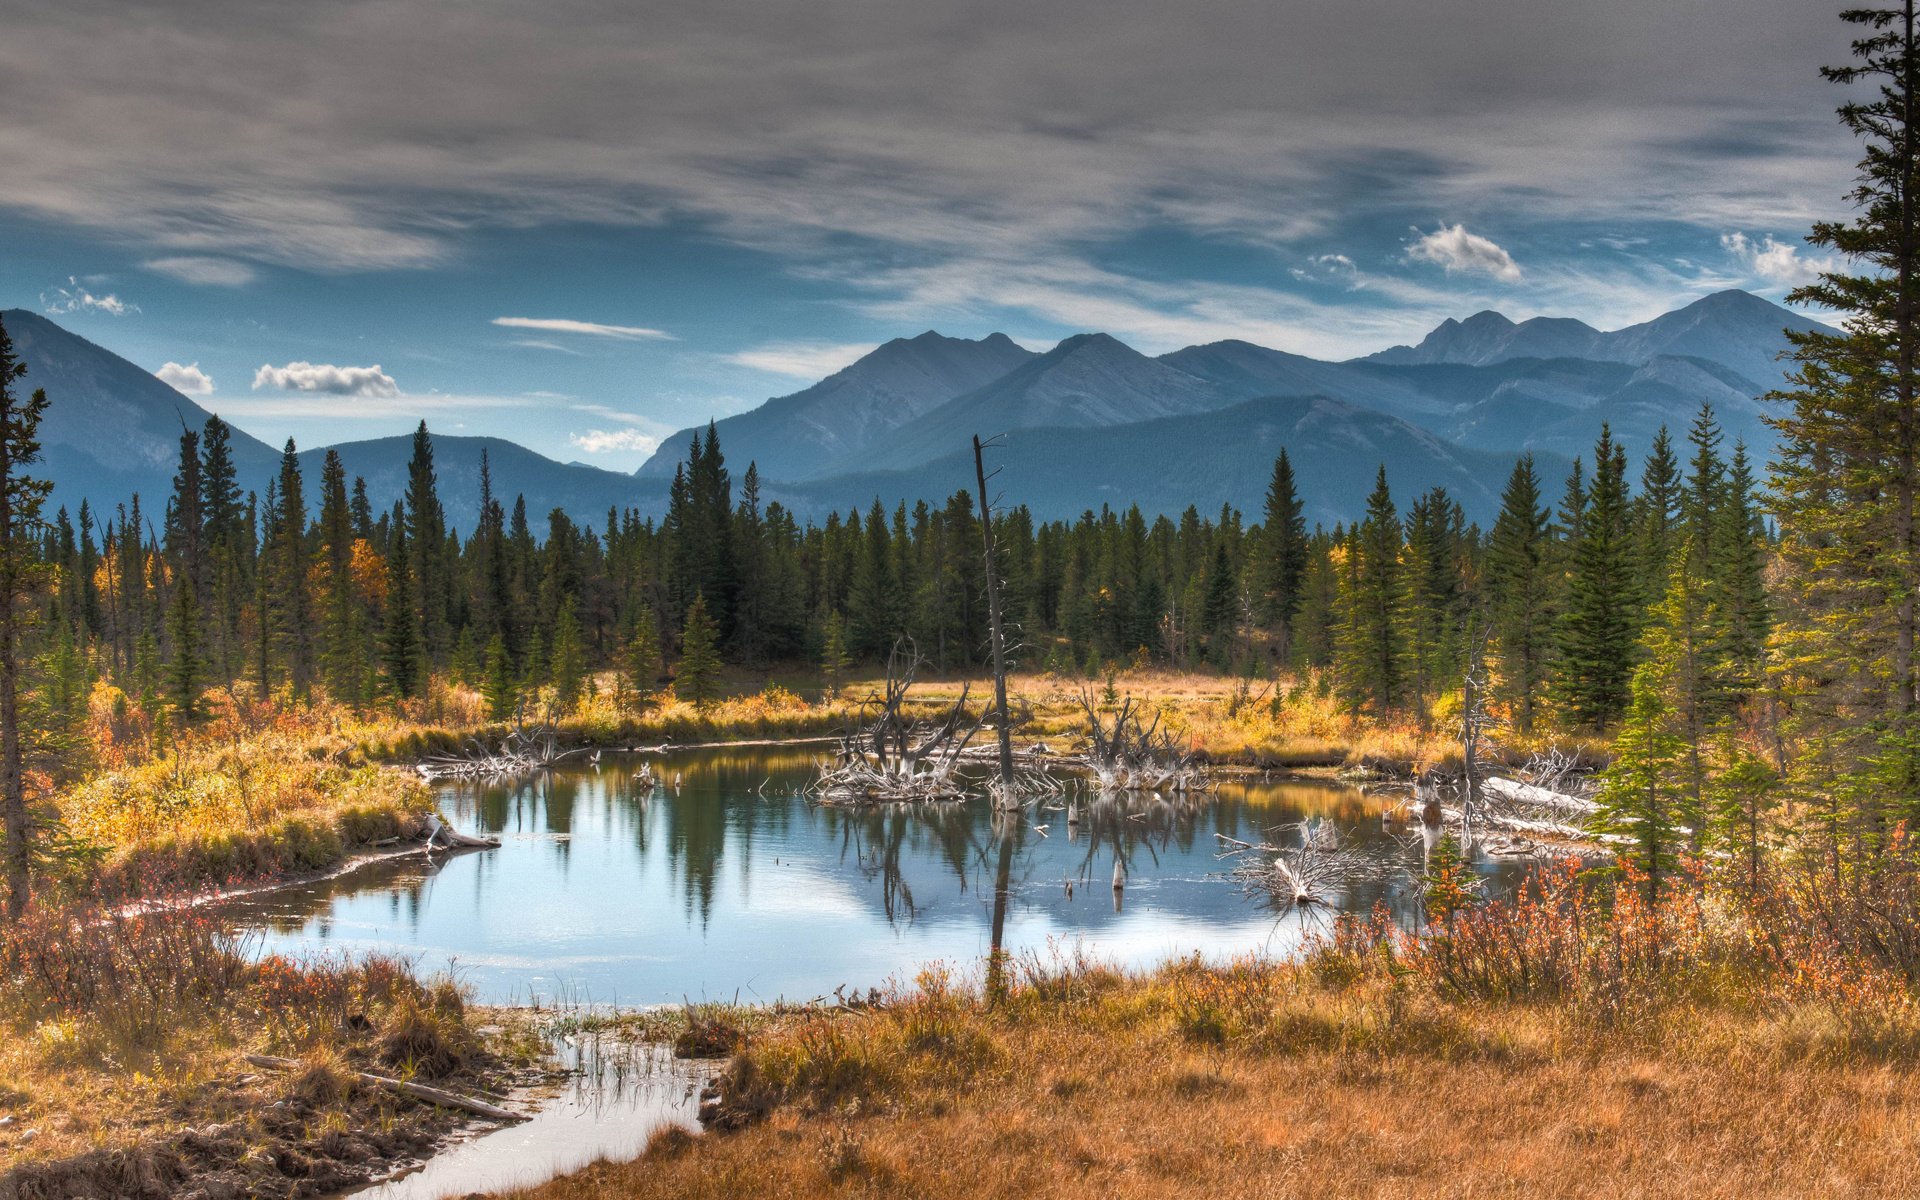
339 1040 706 1199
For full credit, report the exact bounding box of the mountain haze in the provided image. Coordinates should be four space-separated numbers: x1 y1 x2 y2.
2 308 280 512
638 330 1034 482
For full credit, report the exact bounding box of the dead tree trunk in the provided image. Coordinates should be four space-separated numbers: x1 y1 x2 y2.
974 435 1016 805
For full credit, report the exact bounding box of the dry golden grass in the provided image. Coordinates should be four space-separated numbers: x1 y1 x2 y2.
505 952 1920 1200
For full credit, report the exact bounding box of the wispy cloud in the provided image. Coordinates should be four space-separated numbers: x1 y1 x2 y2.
252 361 399 397
570 428 660 454
727 341 874 379
41 277 136 316
491 317 673 341
1405 224 1522 282
509 338 584 355
156 361 215 395
142 256 256 286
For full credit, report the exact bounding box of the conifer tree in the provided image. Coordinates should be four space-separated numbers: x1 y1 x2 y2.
820 610 852 698
1252 450 1309 646
317 450 367 705
383 509 422 699
1558 427 1637 730
0 316 50 919
1487 456 1554 732
624 609 663 704
1771 0 1920 833
405 422 449 663
847 499 899 658
551 606 585 711
481 633 515 721
1596 659 1688 908
675 593 722 709
269 439 314 695
1336 468 1406 714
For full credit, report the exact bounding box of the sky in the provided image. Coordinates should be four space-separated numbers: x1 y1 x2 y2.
0 0 1863 471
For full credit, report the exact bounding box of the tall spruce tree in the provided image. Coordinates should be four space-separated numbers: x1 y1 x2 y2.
1558 426 1638 730
1336 467 1406 714
1771 0 1920 835
0 316 50 919
1487 455 1554 732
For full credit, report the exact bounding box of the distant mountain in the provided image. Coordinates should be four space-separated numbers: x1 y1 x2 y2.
781 394 1560 528
1364 290 1828 392
862 333 1232 473
299 434 659 532
1 308 280 512
638 330 1034 482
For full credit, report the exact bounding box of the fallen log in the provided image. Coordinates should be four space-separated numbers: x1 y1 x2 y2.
1482 776 1597 813
424 812 501 850
243 1054 526 1123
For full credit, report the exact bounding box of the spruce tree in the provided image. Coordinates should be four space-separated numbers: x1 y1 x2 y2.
383 509 422 699
820 610 852 698
0 315 51 919
317 450 367 705
1596 659 1688 908
1770 0 1920 834
482 632 516 720
551 606 585 711
1558 427 1637 730
1487 456 1553 732
270 440 314 696
625 609 663 704
675 593 723 709
1336 468 1406 714
1253 450 1308 646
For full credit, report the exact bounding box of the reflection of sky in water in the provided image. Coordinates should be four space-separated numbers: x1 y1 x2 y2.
225 750 1512 1007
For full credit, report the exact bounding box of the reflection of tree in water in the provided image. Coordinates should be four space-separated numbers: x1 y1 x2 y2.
835 802 984 926
655 749 806 929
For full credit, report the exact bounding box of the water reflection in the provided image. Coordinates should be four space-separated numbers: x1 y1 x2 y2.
227 750 1503 1007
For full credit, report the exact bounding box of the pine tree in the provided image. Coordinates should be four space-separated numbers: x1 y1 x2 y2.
1711 748 1779 894
383 510 422 699
1770 1 1920 835
847 499 900 659
675 593 723 709
819 610 852 699
1336 468 1406 714
1636 427 1683 592
1422 832 1474 925
405 422 449 663
624 609 663 705
1487 456 1554 732
317 449 368 705
481 633 516 721
551 606 585 711
1596 659 1688 907
270 440 314 696
1558 426 1638 730
0 315 51 918
1252 450 1308 647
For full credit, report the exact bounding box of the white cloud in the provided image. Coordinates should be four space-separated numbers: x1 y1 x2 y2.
1405 224 1523 282
41 277 136 316
142 256 256 286
491 317 673 341
156 361 215 395
570 428 660 454
251 361 399 397
727 341 875 379
1721 231 1829 289
509 339 584 355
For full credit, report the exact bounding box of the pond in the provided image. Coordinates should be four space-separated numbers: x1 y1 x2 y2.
227 748 1509 1007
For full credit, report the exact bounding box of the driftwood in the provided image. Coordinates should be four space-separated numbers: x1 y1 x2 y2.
811 639 987 804
1218 820 1396 911
243 1054 526 1123
424 812 501 850
1080 688 1210 795
1482 776 1598 814
418 700 590 780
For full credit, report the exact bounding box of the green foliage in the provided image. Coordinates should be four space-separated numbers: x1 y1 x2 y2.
1596 661 1689 905
1422 833 1475 925
675 593 723 709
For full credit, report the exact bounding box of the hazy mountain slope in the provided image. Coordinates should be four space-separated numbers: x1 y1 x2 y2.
300 434 659 531
781 394 1557 528
1158 340 1452 424
638 331 1034 482
1363 290 1828 391
864 333 1233 473
2 308 281 511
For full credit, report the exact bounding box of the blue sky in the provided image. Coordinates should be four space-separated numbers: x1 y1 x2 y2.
0 0 1860 470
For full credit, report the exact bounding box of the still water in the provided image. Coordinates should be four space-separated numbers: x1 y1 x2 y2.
229 748 1458 1007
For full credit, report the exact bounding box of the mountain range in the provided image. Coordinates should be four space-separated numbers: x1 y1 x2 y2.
2 290 1831 530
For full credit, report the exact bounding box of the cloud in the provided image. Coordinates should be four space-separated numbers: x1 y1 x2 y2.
1721 231 1829 288
491 317 673 341
142 256 256 286
1405 224 1523 282
570 428 660 454
156 361 215 394
41 277 136 316
509 339 584 355
727 341 875 379
251 361 399 397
